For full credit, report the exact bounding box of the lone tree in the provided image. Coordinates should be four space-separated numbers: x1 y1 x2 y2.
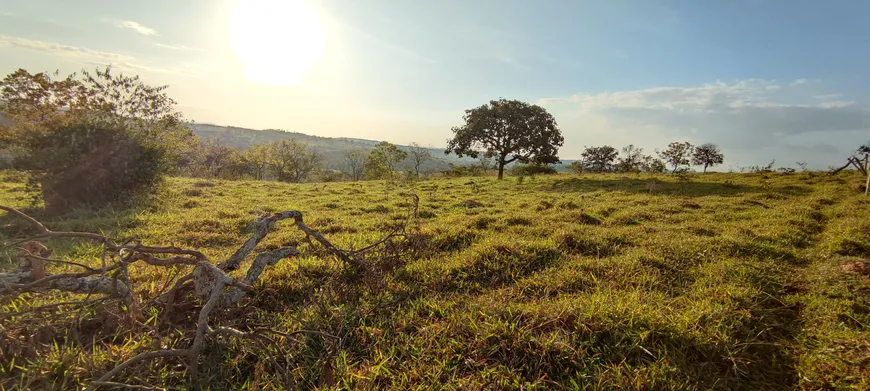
365 141 407 179
581 145 619 172
407 142 433 176
692 143 724 172
446 99 563 179
658 141 695 173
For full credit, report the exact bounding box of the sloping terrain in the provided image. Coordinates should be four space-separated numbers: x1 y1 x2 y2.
0 171 868 389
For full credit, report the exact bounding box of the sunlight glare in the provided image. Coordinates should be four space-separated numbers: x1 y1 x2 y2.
230 0 326 86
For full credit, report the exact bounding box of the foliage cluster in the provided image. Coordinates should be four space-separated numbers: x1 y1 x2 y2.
0 67 191 213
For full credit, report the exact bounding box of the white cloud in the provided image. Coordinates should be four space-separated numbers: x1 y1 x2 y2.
538 79 870 168
0 35 134 62
818 101 856 108
154 43 202 51
814 93 842 100
0 11 15 17
790 78 809 86
115 20 158 36
0 35 198 76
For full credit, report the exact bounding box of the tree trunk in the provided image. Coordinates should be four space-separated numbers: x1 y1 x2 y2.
703 164 708 173
497 160 506 180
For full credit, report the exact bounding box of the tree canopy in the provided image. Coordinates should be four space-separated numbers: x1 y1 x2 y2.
658 142 695 173
446 99 563 179
267 139 322 183
692 143 725 172
365 141 407 180
581 145 618 172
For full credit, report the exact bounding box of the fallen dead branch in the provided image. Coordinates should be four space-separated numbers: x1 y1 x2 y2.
0 195 418 389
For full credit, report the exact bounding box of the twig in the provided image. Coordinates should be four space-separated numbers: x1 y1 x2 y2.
89 381 167 391
0 298 107 319
88 350 189 391
29 255 96 271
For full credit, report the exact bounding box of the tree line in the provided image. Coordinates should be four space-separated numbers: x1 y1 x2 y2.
567 142 724 174
178 137 436 182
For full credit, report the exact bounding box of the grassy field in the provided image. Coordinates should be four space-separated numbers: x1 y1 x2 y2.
1 170 869 390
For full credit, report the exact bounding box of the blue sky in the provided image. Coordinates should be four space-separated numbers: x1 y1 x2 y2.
1 0 869 169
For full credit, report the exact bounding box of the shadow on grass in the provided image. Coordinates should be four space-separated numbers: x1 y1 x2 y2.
0 205 143 244
544 177 813 198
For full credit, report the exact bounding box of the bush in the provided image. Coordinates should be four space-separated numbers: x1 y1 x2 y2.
2 66 191 213
512 164 557 176
319 170 346 182
14 118 170 213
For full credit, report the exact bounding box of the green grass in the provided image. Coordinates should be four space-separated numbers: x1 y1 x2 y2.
1 170 869 390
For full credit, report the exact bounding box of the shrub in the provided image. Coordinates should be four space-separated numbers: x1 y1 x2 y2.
512 164 557 176
14 118 171 213
2 67 191 213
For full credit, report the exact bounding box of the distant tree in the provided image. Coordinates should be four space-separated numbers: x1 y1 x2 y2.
642 155 668 173
615 144 645 173
477 152 493 174
267 139 322 182
691 143 724 173
446 98 563 179
343 149 367 181
566 160 586 173
657 142 695 173
581 145 618 172
1 66 192 213
796 161 809 172
365 141 407 179
407 142 432 176
186 138 246 179
244 144 269 180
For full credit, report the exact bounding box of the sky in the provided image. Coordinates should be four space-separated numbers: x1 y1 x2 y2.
1 0 869 170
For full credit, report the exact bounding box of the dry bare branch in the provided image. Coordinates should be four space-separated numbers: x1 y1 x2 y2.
0 202 415 388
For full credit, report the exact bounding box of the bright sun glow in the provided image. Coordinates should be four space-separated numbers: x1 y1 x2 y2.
230 0 325 86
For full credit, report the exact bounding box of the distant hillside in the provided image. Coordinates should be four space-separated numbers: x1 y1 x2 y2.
187 123 476 172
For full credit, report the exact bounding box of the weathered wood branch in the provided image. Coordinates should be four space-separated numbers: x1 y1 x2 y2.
0 201 417 388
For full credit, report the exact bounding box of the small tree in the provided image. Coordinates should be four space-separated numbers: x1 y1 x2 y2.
2 66 191 213
343 149 367 181
267 139 321 183
477 153 493 174
616 144 645 173
657 142 695 173
581 145 618 172
566 160 586 173
244 144 269 180
185 138 246 179
642 155 668 173
446 99 563 179
691 143 724 173
407 142 432 176
365 141 407 180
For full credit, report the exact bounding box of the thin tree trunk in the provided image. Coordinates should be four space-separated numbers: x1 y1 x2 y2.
703 164 708 173
497 160 505 180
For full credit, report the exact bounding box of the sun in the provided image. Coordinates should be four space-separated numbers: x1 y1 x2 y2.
229 0 326 86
